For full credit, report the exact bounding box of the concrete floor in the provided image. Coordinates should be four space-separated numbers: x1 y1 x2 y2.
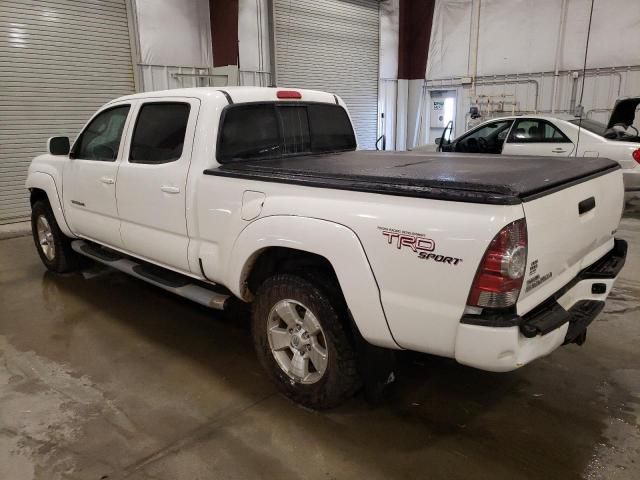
1 211 639 480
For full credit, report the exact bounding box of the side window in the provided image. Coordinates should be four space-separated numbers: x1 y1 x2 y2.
508 119 571 143
129 103 191 164
454 120 513 154
543 122 570 141
73 105 130 161
464 120 513 141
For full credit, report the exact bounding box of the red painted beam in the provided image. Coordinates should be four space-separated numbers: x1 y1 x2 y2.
210 0 239 67
398 0 435 80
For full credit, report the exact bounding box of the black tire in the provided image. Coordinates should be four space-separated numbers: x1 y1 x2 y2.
252 273 361 409
31 199 80 273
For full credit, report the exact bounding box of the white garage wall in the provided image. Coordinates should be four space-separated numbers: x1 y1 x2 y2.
418 0 640 144
238 0 272 86
135 0 212 66
425 0 471 80
133 0 214 91
378 0 399 150
427 0 640 78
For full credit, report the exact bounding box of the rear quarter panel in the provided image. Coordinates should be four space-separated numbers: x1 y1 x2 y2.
343 195 524 356
197 175 524 357
586 140 639 171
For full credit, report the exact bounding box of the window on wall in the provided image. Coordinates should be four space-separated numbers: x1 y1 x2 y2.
73 105 130 161
217 103 356 162
508 119 571 143
129 103 191 164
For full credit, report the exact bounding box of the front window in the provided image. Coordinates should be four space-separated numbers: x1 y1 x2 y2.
217 103 356 163
453 120 513 154
72 105 130 161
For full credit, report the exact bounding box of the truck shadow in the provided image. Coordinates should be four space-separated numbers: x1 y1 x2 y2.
33 266 615 479
624 196 640 219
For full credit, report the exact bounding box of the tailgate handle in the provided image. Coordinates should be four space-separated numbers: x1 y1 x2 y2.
578 197 596 215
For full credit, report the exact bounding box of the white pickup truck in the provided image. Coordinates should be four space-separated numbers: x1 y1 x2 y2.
26 87 628 408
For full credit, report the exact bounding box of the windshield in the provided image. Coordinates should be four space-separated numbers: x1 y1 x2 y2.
569 118 607 136
217 103 356 163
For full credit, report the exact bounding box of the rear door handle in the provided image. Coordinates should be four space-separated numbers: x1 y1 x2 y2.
100 177 115 184
160 185 180 194
552 148 566 153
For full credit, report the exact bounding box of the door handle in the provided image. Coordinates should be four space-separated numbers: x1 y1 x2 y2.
99 177 115 185
578 196 596 215
160 185 180 194
552 148 566 153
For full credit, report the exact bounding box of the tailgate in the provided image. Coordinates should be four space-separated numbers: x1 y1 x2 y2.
517 169 624 315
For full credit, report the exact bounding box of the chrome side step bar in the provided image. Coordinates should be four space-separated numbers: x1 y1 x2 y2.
71 240 230 310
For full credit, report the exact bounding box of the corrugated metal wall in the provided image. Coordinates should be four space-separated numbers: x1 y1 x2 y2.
0 0 135 224
273 0 380 149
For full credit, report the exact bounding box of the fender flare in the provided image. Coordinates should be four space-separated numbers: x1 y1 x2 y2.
25 171 74 237
226 215 399 349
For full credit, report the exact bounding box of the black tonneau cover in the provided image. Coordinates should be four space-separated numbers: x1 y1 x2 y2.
203 151 619 205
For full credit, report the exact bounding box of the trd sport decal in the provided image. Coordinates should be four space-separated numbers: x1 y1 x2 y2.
378 227 463 266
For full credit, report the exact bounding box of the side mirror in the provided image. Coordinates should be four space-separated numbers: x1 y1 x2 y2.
434 138 442 145
47 136 70 156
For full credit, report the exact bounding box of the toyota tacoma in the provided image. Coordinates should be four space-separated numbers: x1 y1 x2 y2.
26 87 628 408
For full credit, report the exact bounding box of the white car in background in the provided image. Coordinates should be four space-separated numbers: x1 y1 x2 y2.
417 97 640 196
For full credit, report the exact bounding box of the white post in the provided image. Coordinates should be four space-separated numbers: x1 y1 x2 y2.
551 0 568 113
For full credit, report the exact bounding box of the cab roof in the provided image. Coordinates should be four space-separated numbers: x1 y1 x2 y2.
109 86 340 106
480 113 577 122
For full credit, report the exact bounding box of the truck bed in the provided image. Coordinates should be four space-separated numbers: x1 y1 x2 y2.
203 151 619 205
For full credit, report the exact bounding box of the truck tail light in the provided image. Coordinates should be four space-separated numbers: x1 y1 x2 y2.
467 218 528 309
632 148 640 164
277 90 302 99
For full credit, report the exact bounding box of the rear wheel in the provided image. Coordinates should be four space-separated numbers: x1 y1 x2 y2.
252 273 361 409
31 200 80 273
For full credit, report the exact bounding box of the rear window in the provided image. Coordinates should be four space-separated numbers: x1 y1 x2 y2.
130 103 191 164
569 118 607 136
217 103 356 163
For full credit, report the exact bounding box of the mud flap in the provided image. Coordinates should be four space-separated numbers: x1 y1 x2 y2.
352 326 397 404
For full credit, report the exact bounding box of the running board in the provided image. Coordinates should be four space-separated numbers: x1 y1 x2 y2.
71 240 230 310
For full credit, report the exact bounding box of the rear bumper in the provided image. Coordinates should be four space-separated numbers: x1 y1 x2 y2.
454 239 627 372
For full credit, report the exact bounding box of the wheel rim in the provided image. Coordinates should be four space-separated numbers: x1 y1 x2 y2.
267 299 329 385
36 215 55 261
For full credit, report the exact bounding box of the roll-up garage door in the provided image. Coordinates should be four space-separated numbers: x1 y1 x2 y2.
273 0 379 149
0 0 135 224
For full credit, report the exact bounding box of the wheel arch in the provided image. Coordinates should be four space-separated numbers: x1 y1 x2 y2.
227 215 399 349
244 246 339 298
26 171 74 237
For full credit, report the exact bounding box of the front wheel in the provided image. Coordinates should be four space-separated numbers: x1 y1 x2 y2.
31 200 80 273
252 273 361 409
